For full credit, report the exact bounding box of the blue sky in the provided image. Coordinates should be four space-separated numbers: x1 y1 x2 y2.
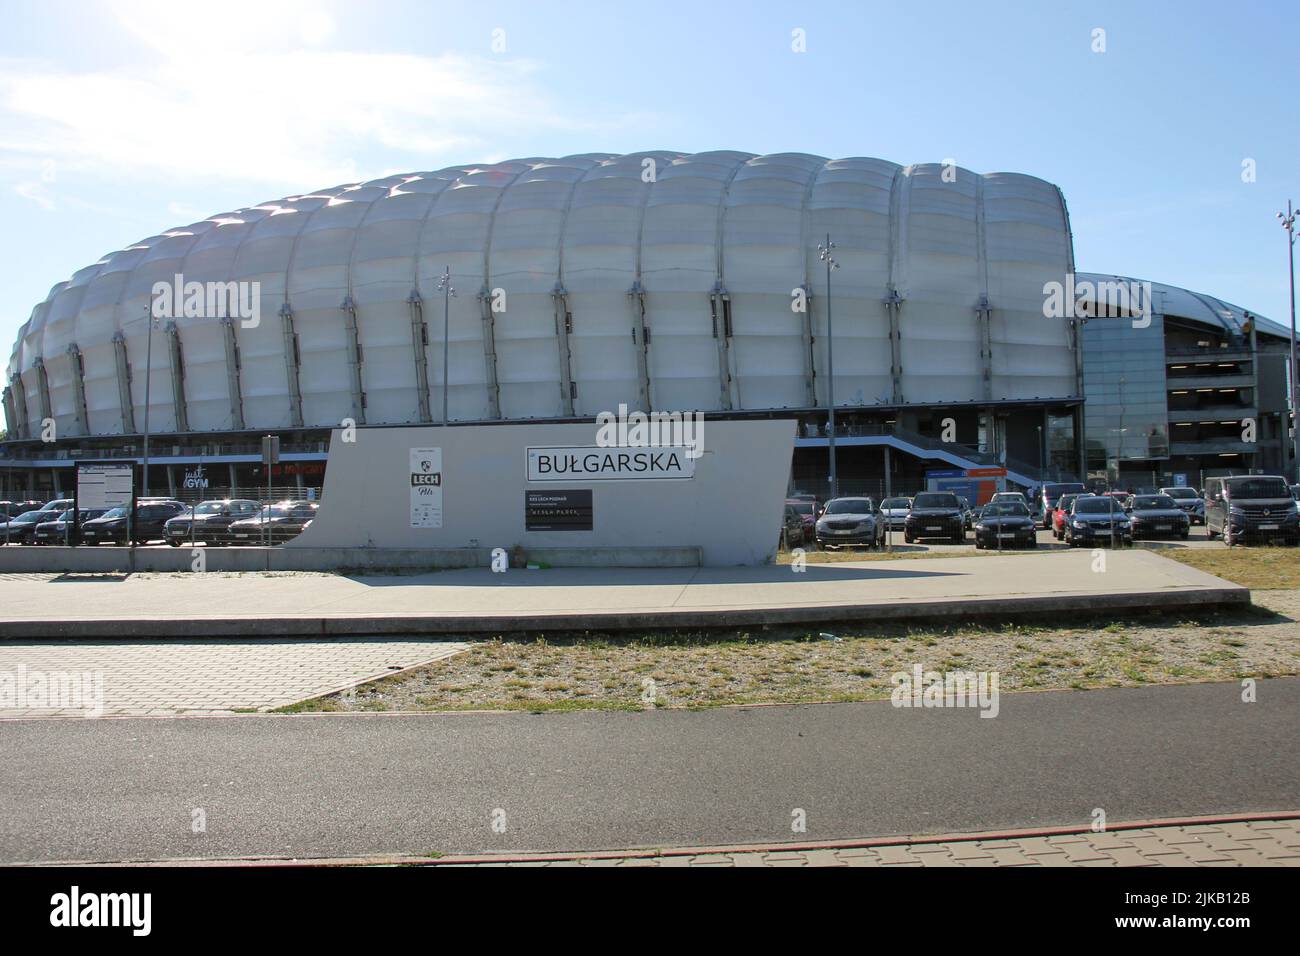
2 0 1298 354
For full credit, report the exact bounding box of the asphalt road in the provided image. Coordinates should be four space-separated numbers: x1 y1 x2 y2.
1 679 1297 863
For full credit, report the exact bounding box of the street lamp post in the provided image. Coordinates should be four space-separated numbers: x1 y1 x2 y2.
141 305 157 498
437 266 456 427
1277 202 1298 482
818 235 839 500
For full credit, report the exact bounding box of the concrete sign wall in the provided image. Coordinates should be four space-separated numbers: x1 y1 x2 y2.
291 420 796 566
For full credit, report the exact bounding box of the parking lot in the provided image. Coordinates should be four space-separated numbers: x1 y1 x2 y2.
793 522 1229 558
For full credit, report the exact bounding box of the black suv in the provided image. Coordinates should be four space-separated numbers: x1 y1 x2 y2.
82 500 187 545
904 492 966 544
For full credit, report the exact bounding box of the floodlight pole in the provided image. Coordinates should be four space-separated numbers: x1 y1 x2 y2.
819 235 839 500
1279 202 1298 483
141 305 156 498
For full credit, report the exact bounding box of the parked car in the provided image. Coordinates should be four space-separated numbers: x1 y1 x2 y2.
1064 495 1132 547
780 503 806 550
1160 486 1205 525
1104 491 1134 511
990 491 1030 508
1127 494 1190 541
960 497 977 530
33 508 109 545
1 509 53 544
81 500 187 545
973 500 1038 549
878 496 912 531
164 498 262 546
1205 475 1300 546
1052 492 1093 539
0 499 44 519
783 498 818 539
814 496 885 549
904 492 966 544
223 501 319 545
1037 482 1086 529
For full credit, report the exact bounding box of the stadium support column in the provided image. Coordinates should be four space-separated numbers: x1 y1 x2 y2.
165 321 188 434
340 296 366 425
67 344 89 436
277 304 301 428
884 289 904 405
478 285 502 420
628 281 652 412
222 318 247 431
709 283 735 412
32 357 51 431
798 283 815 407
407 290 433 423
552 284 575 417
976 296 993 401
5 376 27 439
111 332 134 434
1 383 17 439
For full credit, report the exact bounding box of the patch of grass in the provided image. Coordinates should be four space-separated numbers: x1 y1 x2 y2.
283 594 1300 715
1165 547 1300 589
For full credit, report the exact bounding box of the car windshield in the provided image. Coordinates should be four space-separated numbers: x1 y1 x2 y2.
983 502 1029 516
100 507 128 519
1164 488 1198 499
1044 483 1085 499
1226 478 1290 499
824 498 871 515
1075 498 1121 514
14 511 45 522
1057 495 1080 509
912 493 959 509
787 501 814 515
1133 495 1175 509
881 498 911 509
193 502 228 515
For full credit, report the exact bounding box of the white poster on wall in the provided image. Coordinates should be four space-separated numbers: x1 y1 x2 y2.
409 447 443 528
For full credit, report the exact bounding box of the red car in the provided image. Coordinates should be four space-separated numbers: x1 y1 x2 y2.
784 498 819 538
1052 493 1093 539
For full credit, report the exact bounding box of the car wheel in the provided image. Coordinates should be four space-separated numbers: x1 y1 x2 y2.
167 539 181 547
904 534 913 544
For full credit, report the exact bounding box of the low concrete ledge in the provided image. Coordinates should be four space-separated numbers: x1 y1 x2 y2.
0 584 1249 640
0 544 703 574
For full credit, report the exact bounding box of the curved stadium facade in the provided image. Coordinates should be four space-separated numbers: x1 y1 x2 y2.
2 151 1293 498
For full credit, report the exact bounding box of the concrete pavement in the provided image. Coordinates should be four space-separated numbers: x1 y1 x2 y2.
2 679 1295 864
0 548 1247 639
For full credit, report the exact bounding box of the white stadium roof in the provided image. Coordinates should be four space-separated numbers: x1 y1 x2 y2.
8 151 1086 438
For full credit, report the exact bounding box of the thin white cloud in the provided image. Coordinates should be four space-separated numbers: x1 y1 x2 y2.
0 1 634 195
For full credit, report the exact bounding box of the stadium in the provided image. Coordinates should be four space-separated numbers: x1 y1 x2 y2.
2 150 1294 501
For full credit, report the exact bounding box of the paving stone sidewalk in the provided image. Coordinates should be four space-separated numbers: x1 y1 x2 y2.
431 818 1300 867
0 638 471 717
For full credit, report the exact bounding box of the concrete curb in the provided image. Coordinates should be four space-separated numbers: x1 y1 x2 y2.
27 810 1300 867
0 584 1250 639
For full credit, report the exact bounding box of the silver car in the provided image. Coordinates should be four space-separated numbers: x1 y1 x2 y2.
878 496 912 531
814 497 885 549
